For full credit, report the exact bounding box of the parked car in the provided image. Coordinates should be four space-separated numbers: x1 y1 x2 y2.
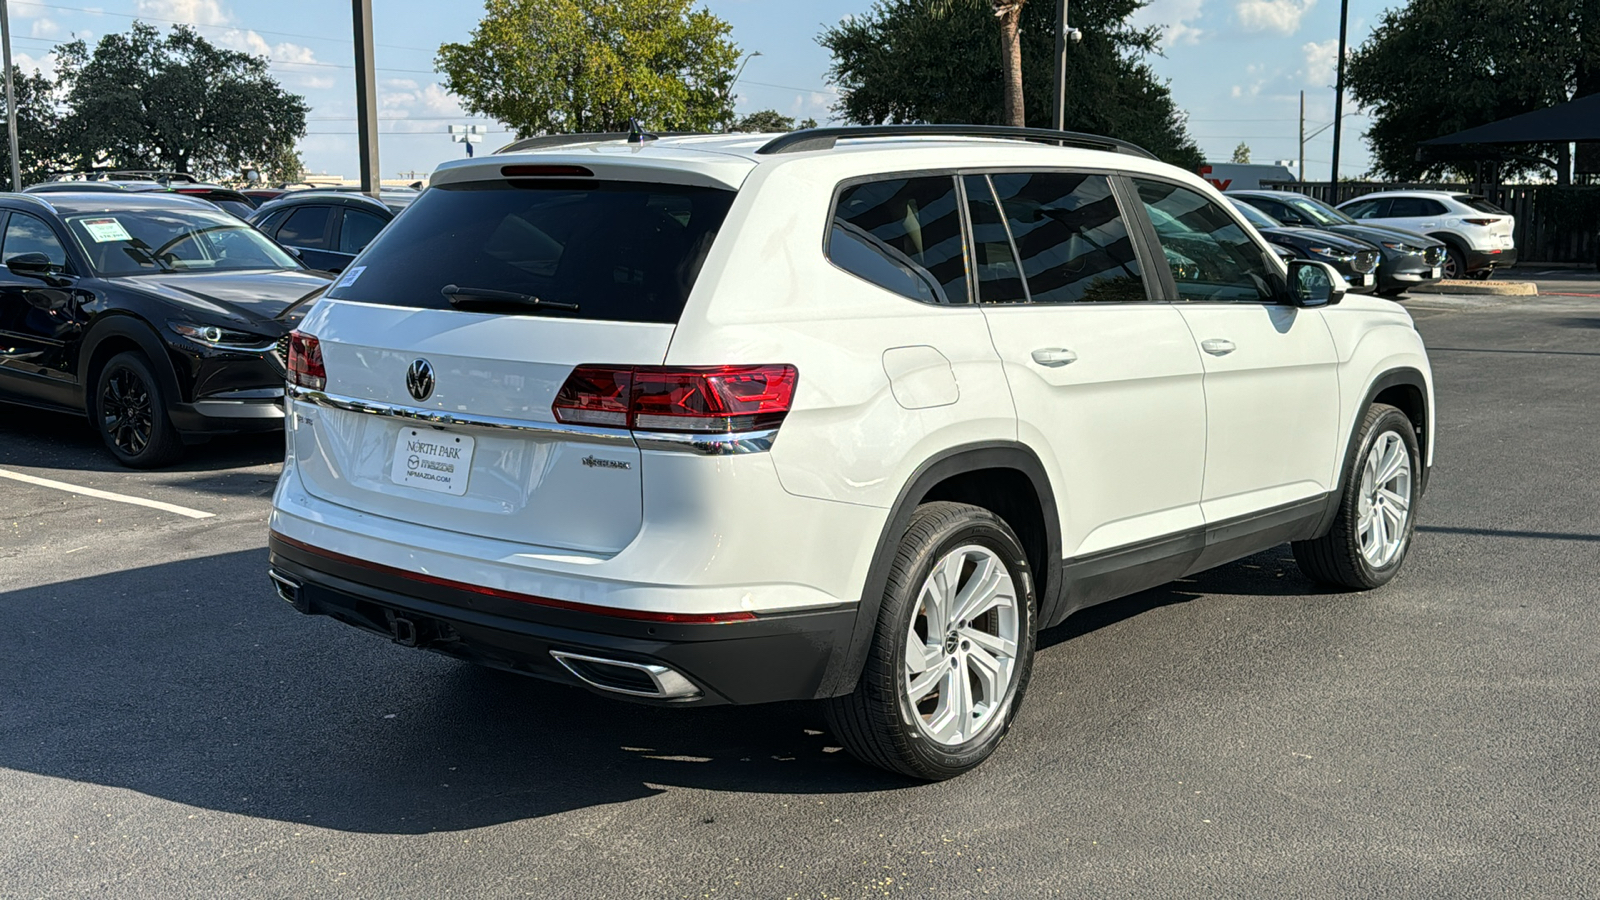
266 126 1434 780
1229 190 1448 296
0 191 331 467
1227 198 1380 293
24 179 259 219
1336 191 1516 279
246 191 414 273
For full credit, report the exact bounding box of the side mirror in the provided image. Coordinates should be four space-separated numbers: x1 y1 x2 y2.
1286 259 1345 308
7 252 56 279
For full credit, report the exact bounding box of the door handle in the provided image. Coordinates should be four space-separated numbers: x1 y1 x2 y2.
1201 338 1236 356
1030 347 1078 367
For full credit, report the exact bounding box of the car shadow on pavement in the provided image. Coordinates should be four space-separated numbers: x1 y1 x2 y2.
0 401 283 474
0 550 908 836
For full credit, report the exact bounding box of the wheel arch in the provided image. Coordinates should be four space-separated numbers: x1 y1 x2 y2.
78 315 186 415
1314 365 1432 537
816 441 1062 698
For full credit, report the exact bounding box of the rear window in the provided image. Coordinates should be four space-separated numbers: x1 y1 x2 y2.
326 179 735 324
1455 195 1508 215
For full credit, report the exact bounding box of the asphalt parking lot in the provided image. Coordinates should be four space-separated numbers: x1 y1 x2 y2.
3 292 1598 899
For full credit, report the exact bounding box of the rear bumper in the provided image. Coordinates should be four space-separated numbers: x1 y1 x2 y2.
1468 247 1518 271
267 532 858 706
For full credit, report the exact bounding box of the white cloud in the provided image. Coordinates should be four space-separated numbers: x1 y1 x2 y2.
1133 0 1206 46
135 0 230 26
1300 37 1339 87
1236 0 1316 35
382 80 469 127
30 17 60 38
14 51 56 77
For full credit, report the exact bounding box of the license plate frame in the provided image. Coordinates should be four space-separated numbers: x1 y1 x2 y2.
390 427 475 496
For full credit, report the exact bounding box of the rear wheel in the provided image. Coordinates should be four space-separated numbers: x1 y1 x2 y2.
825 502 1036 780
1293 403 1419 589
93 351 184 468
1440 243 1468 280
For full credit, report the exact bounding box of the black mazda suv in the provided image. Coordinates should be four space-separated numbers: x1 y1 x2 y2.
0 192 331 467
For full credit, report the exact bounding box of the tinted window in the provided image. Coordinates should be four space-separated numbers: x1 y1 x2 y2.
327 180 734 324
256 209 291 236
1249 196 1303 225
1388 197 1446 218
829 176 968 304
989 172 1145 303
278 206 331 249
212 199 256 219
1135 179 1275 303
2 213 69 270
338 208 387 254
1231 199 1281 230
1457 195 1508 215
963 175 1026 303
1341 198 1389 219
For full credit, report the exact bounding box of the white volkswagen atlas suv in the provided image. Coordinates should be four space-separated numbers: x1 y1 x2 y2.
268 125 1435 780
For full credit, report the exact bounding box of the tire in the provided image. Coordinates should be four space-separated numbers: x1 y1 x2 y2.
1293 403 1420 590
1440 243 1468 280
92 351 184 468
825 502 1036 780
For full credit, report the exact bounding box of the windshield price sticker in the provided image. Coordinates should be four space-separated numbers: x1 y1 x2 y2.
334 266 366 288
390 427 474 496
82 218 133 243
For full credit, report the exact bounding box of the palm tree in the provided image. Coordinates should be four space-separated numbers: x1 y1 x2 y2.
933 0 1029 127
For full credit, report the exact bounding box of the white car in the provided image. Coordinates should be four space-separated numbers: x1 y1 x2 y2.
267 126 1436 779
1336 190 1516 279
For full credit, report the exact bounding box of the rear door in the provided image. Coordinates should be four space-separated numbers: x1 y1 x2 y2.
1376 196 1447 233
1130 178 1341 524
971 171 1208 564
274 205 344 271
288 176 737 554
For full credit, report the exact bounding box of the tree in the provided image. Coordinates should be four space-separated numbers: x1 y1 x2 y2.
1346 0 1600 181
54 23 306 180
0 66 65 188
438 0 740 136
731 109 819 132
820 0 1204 170
935 0 1029 127
1231 142 1251 164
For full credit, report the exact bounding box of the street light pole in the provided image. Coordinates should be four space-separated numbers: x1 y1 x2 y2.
352 0 380 197
1329 0 1350 202
1052 0 1068 130
1 0 21 191
726 51 761 130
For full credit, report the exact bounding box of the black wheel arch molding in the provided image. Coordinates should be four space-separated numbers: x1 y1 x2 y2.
1314 365 1432 537
76 313 187 411
815 441 1063 698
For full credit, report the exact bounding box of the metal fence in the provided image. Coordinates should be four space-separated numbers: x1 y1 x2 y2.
1265 182 1600 266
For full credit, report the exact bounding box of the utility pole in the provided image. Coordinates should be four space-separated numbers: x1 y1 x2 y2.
1 0 20 191
1298 90 1306 184
352 0 380 197
1052 0 1068 130
1329 0 1350 202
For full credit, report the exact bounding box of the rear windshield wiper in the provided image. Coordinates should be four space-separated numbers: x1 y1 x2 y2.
440 284 579 312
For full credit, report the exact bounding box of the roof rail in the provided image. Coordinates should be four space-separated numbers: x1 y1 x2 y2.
754 124 1157 159
495 131 712 154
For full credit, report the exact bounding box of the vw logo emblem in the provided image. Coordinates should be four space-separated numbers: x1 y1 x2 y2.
405 359 435 402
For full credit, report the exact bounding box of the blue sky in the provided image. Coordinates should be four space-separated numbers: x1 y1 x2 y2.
8 0 1392 181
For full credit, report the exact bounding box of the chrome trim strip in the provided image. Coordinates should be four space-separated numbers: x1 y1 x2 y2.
549 650 702 700
286 386 635 445
632 429 777 455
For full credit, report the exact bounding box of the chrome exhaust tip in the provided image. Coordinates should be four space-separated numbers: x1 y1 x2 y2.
268 569 308 612
549 650 701 700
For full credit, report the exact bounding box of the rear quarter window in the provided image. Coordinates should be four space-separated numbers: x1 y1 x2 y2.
325 179 734 324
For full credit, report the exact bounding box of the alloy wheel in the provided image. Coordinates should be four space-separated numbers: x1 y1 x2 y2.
101 368 154 457
903 544 1021 747
1356 431 1413 568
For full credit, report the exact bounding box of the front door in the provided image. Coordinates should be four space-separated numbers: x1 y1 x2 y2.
1131 178 1341 526
967 171 1208 597
0 211 84 408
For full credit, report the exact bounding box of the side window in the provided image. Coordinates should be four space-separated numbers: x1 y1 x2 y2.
2 213 69 270
338 209 387 254
257 209 292 236
1389 197 1444 218
988 172 1146 303
1134 179 1276 304
1343 198 1390 219
1262 198 1308 226
962 175 1027 303
828 176 969 305
277 206 332 249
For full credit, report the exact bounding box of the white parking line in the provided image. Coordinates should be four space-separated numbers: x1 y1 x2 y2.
0 467 215 520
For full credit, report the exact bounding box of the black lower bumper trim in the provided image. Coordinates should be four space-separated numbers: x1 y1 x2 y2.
268 535 858 706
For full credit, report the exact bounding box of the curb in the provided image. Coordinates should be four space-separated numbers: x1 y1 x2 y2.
1408 280 1538 297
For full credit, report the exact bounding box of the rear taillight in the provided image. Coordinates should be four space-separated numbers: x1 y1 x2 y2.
554 365 798 433
1462 217 1499 226
286 331 326 390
